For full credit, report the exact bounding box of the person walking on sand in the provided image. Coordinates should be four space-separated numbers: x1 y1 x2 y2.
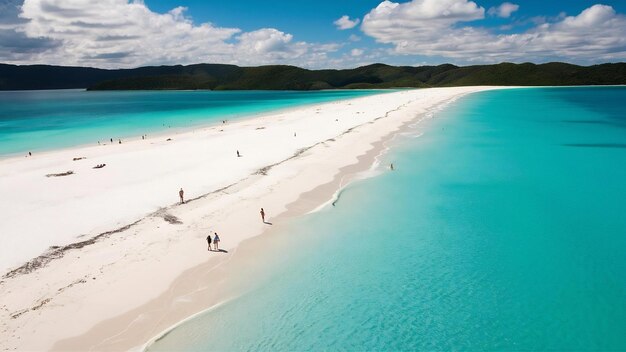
260 208 265 223
206 233 212 251
237 150 241 157
213 232 220 251
179 188 184 204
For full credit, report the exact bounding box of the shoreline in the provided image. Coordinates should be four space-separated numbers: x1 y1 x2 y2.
140 89 471 351
58 90 450 351
0 90 396 277
0 89 392 161
138 87 466 351
0 86 507 351
2 85 618 161
0 89 396 274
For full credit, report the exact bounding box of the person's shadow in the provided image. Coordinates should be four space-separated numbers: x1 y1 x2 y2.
209 249 229 253
263 221 273 225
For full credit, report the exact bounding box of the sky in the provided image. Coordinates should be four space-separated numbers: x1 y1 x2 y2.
1 0 625 68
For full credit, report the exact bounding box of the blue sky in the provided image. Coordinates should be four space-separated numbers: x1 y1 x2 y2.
145 0 626 42
1 0 625 68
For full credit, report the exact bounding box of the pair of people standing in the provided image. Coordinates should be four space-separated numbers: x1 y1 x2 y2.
204 208 266 253
206 232 220 251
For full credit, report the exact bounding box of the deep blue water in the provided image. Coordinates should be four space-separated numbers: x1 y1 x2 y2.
0 89 384 156
150 87 626 351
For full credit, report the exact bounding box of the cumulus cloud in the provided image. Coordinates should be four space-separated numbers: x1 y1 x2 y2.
2 0 626 68
334 15 360 30
361 1 626 63
16 0 243 67
2 0 336 68
361 0 484 56
350 48 364 57
488 2 519 18
0 0 59 61
235 28 309 63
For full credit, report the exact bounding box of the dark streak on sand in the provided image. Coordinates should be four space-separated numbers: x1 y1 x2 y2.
1 183 241 280
2 101 412 282
10 278 88 319
252 104 408 178
254 147 308 176
2 220 143 279
162 214 182 224
183 181 239 203
157 210 183 225
10 298 51 319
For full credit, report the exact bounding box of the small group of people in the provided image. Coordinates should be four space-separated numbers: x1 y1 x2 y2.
178 184 271 253
93 163 106 169
206 232 221 251
202 208 268 254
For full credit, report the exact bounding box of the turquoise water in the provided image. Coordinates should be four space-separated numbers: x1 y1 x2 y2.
0 89 384 156
152 87 626 351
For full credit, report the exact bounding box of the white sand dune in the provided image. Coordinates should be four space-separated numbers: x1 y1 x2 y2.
0 87 504 351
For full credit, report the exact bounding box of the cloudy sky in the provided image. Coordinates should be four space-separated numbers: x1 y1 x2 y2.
1 0 625 68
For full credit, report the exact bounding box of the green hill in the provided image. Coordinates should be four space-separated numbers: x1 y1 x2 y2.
0 62 624 91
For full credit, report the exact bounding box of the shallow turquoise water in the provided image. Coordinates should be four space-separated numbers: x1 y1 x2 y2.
0 89 384 156
151 87 626 351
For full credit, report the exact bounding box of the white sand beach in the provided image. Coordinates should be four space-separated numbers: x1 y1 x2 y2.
0 87 503 351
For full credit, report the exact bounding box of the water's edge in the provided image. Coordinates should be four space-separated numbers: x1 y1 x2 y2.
137 91 474 352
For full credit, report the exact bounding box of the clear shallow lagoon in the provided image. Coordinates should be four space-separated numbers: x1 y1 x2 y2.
0 89 385 156
150 87 626 351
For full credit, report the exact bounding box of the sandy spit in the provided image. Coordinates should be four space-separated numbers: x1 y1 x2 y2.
0 87 506 351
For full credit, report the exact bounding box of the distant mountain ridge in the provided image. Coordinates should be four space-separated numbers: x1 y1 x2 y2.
1 62 625 90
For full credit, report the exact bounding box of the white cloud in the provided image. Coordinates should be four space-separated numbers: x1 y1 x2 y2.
361 1 626 63
488 2 519 18
334 15 360 30
350 48 364 57
235 28 309 63
7 0 335 68
361 0 484 50
363 0 484 25
3 0 626 68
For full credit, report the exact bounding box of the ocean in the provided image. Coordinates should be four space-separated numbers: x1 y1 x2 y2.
0 89 385 157
149 87 626 350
